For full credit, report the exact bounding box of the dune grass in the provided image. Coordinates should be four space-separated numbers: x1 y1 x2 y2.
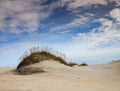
17 47 88 72
17 50 68 69
79 62 88 66
67 62 79 67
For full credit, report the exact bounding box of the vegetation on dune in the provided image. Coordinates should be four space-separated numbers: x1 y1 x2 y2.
79 62 88 66
67 62 79 67
17 47 88 72
17 47 68 70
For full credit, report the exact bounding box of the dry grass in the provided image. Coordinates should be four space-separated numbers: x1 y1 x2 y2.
79 62 88 66
16 47 87 74
67 62 79 67
17 50 68 70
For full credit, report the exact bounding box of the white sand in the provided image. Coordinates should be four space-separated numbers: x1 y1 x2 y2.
0 60 120 91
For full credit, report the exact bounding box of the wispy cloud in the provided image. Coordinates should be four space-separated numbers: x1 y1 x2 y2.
75 9 119 44
50 15 89 32
109 8 120 22
65 8 120 59
0 0 55 34
66 0 107 10
0 0 118 34
50 0 119 33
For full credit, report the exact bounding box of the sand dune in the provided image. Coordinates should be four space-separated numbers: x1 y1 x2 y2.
0 60 120 91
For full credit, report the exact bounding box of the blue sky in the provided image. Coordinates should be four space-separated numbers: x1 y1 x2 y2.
0 0 120 67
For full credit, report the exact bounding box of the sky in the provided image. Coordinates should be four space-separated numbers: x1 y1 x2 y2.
0 0 120 67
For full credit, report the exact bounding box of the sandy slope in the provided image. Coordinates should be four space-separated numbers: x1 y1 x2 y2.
0 60 120 91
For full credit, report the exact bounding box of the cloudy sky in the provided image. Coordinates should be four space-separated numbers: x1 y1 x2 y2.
0 0 120 67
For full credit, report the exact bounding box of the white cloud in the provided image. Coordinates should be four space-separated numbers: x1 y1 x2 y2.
61 8 120 59
109 8 120 22
98 18 113 27
66 0 107 10
114 0 120 6
65 0 120 11
74 20 120 48
50 0 110 32
0 0 54 34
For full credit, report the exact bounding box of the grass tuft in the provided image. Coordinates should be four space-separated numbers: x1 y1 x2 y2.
67 62 79 67
79 62 88 66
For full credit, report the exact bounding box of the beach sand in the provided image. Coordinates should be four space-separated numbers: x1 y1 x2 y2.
0 60 120 91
